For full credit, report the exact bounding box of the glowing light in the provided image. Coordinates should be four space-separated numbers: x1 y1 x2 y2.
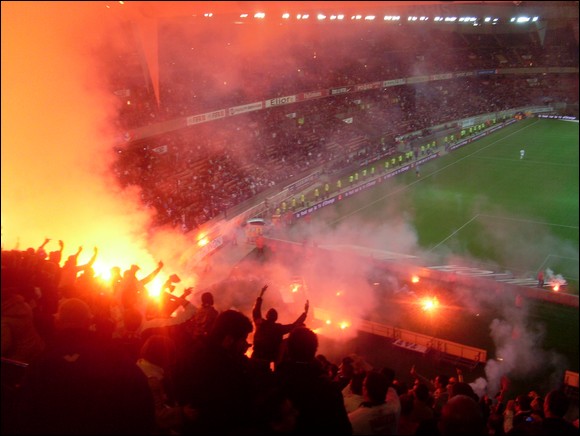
147 276 166 298
92 261 110 280
240 14 248 18
553 284 560 292
421 296 440 312
339 321 349 330
317 14 326 20
364 15 375 21
203 12 213 18
411 275 420 284
325 319 332 325
254 12 265 19
282 13 290 19
336 291 342 297
197 237 209 247
290 283 300 293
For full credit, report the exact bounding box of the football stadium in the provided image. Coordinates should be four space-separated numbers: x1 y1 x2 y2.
2 1 579 434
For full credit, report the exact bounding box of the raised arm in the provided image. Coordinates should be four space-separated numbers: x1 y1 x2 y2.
252 285 268 322
410 365 435 391
78 247 98 271
140 260 164 285
51 240 65 264
37 237 50 253
281 299 309 334
73 245 83 261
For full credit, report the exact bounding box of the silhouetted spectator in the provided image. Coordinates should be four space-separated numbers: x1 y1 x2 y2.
58 246 98 299
137 334 196 434
439 394 486 435
17 298 154 435
251 284 309 371
184 291 219 343
508 389 577 435
119 261 163 310
177 309 260 435
343 370 366 413
349 370 400 434
1 286 45 364
275 326 352 434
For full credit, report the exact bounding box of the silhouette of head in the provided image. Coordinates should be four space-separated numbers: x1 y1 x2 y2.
544 389 570 418
439 394 485 435
56 298 92 330
201 292 214 307
266 308 278 322
209 309 253 352
287 326 318 361
364 371 390 404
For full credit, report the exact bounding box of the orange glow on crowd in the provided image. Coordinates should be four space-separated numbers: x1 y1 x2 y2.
2 2 204 297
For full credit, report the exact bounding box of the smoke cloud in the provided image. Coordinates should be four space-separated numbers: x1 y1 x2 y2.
2 3 574 389
1 2 197 286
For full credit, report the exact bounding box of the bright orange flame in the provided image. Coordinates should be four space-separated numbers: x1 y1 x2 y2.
291 284 300 293
325 319 332 325
147 275 169 299
197 237 209 247
339 321 350 330
92 261 110 281
336 291 342 296
411 275 420 283
421 296 439 312
553 284 560 292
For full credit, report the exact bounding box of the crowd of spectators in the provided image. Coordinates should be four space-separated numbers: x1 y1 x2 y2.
103 20 579 231
112 69 578 231
2 239 579 434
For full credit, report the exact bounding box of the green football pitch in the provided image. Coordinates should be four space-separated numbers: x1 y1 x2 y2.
306 117 579 293
280 117 579 374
